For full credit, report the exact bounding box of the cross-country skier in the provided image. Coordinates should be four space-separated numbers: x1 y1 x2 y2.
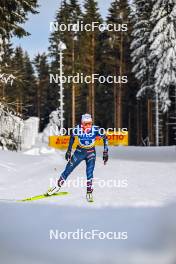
47 113 108 202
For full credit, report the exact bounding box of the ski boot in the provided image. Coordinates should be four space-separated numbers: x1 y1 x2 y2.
46 185 61 196
86 192 94 203
46 177 65 196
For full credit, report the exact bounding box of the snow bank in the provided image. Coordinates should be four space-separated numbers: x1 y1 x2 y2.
21 117 39 149
24 146 56 156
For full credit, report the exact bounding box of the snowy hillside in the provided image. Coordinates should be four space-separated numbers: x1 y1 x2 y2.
0 146 176 264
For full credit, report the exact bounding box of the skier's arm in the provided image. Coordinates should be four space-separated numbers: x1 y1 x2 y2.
97 128 108 151
102 134 108 164
101 134 108 152
65 133 75 161
67 133 75 152
97 128 109 164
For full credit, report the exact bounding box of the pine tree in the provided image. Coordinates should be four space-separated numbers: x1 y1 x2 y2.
81 0 102 122
23 52 37 117
49 0 82 128
149 0 176 112
0 37 13 67
0 38 14 100
0 0 39 38
105 0 137 139
6 47 25 109
131 0 154 96
148 0 176 145
6 47 37 117
0 0 39 151
0 0 39 70
68 0 82 126
94 28 112 128
132 0 176 145
130 0 155 145
33 53 50 130
49 0 70 127
0 0 39 116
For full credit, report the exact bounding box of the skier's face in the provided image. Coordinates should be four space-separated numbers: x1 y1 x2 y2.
81 121 92 132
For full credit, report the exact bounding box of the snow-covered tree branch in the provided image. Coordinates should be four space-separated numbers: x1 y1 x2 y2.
0 101 23 151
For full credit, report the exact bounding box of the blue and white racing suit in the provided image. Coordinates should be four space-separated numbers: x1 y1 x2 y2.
60 125 108 192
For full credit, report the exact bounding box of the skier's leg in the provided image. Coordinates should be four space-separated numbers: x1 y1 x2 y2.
85 149 96 193
59 148 85 185
47 149 85 196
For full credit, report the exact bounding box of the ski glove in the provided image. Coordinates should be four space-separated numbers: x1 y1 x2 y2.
103 150 108 165
65 150 71 161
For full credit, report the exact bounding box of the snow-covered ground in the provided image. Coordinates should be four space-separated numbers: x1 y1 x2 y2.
0 146 176 264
